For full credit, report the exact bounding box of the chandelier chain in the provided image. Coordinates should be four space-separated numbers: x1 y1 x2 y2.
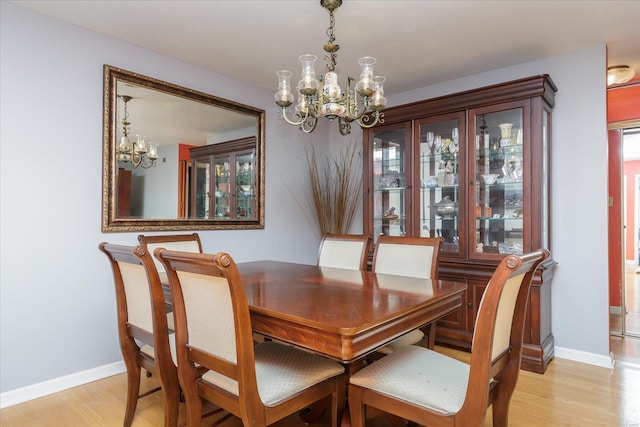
324 10 338 72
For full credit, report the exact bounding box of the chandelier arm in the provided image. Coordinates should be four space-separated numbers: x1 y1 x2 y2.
140 159 155 169
356 111 384 128
279 106 309 127
300 116 319 133
342 92 371 122
131 151 142 168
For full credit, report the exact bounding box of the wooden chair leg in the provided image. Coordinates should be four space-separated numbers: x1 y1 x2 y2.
183 386 204 427
163 386 180 427
347 386 366 427
492 398 509 427
123 363 141 427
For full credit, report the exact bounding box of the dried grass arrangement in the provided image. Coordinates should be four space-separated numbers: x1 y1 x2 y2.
306 140 362 235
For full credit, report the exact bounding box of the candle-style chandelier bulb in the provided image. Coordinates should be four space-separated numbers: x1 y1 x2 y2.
274 70 294 107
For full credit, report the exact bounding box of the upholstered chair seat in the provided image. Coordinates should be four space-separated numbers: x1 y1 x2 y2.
351 345 469 415
201 341 344 407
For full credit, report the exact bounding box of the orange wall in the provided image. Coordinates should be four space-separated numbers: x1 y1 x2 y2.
607 83 640 122
609 130 623 307
179 143 196 161
608 83 639 308
624 160 640 261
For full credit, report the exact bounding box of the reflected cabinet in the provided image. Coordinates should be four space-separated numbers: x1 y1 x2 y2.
363 75 557 373
190 137 257 221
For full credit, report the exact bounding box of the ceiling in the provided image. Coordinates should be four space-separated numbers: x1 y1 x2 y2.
11 0 640 96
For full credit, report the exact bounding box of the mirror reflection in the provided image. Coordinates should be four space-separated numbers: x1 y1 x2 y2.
102 65 265 231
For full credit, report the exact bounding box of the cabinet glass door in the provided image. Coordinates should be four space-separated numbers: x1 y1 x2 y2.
416 113 464 256
371 124 410 242
214 155 231 218
470 103 526 258
193 158 210 218
234 150 255 220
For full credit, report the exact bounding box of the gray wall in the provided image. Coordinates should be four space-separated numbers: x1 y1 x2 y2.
1 0 609 401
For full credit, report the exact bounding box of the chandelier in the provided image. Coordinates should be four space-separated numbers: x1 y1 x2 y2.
117 95 158 169
274 0 386 135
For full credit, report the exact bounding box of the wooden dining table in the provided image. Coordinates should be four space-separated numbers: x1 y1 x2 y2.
236 260 466 426
236 260 466 367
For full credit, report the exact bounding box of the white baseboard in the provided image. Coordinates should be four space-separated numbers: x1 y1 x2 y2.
0 361 125 409
554 346 615 369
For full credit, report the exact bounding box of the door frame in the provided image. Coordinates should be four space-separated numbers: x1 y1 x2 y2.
609 119 640 337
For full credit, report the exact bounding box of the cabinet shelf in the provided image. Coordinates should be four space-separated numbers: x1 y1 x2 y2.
377 187 408 192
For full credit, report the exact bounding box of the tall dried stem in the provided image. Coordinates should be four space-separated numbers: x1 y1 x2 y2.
306 141 362 235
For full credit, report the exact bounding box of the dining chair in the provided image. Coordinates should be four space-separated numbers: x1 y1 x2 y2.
155 248 347 427
348 249 550 427
372 235 443 353
99 243 180 427
317 233 372 271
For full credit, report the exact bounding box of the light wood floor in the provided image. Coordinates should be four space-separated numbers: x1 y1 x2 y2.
1 344 639 427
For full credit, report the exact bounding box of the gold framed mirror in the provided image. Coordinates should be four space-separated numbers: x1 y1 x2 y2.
102 65 265 232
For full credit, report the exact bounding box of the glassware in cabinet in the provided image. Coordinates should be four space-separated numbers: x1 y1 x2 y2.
234 150 255 219
193 158 211 218
416 113 465 256
214 155 231 218
369 123 411 241
471 104 526 257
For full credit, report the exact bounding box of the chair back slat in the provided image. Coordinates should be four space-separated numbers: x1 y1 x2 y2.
177 270 237 363
374 244 434 278
490 272 525 360
319 240 367 270
373 236 442 279
138 233 203 274
119 261 155 333
317 234 372 271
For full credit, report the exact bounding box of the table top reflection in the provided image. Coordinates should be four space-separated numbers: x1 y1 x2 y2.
236 260 465 363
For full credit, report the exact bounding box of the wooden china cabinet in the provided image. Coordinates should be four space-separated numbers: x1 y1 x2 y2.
189 137 257 220
363 75 557 373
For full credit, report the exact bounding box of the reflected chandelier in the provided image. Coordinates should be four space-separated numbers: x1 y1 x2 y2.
117 95 158 169
274 0 386 135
